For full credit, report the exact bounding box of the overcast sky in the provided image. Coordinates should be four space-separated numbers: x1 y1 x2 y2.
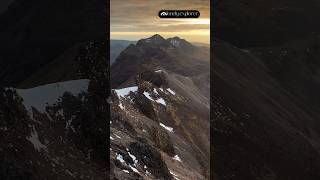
111 0 210 44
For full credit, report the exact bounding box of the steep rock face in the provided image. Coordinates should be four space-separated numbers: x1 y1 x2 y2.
0 88 33 180
110 69 210 179
251 36 320 109
214 0 320 179
212 40 320 180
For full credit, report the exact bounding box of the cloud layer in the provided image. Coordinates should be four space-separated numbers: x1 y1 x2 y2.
111 0 210 43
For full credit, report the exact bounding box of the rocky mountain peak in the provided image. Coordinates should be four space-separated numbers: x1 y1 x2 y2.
136 70 169 88
136 34 172 48
167 36 194 51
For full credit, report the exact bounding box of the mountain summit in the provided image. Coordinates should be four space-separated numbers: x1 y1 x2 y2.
167 36 194 50
136 34 171 48
111 35 209 88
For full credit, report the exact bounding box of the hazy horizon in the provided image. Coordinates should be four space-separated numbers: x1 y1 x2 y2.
110 34 210 45
111 0 210 44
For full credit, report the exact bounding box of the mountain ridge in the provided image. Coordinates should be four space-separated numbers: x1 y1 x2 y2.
111 34 209 89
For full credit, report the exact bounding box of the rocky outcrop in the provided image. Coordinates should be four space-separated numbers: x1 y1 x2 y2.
0 40 108 180
128 140 173 179
110 66 210 179
213 39 320 180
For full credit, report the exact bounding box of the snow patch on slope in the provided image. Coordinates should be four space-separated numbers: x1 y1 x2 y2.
173 155 182 162
27 125 47 152
170 170 181 180
116 153 125 164
143 91 167 106
160 123 173 132
170 39 180 47
114 86 138 98
167 88 176 95
119 102 125 110
155 98 166 106
17 79 89 112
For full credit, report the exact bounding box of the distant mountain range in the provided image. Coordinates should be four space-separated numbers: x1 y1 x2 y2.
111 34 209 89
110 40 136 65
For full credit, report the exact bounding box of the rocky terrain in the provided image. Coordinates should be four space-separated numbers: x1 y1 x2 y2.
0 0 109 179
213 0 320 179
0 39 109 180
110 35 210 179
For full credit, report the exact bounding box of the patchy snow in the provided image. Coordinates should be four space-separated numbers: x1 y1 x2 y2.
167 88 176 95
170 39 180 47
127 149 138 164
26 125 47 152
153 88 159 95
143 91 153 101
155 70 163 73
170 171 181 180
159 88 164 92
116 153 126 164
17 79 89 112
155 98 166 106
173 155 182 162
143 91 167 106
160 123 174 132
110 136 115 140
122 170 129 174
65 116 76 133
114 134 122 139
119 102 125 110
146 170 151 175
114 86 138 98
129 165 139 174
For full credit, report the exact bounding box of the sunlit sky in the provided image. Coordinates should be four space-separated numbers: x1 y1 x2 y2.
111 0 210 44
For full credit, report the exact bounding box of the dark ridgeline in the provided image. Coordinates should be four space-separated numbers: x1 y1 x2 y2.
0 0 107 87
0 0 109 179
111 34 209 88
110 40 136 65
213 0 320 179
